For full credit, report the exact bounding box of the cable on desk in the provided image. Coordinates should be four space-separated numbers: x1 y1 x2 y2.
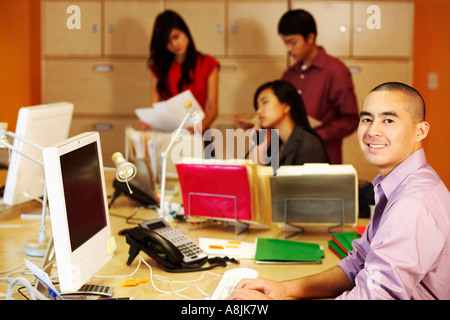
0 276 48 300
109 206 151 225
140 256 221 300
94 255 221 300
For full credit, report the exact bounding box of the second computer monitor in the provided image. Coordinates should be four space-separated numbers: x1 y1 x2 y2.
3 102 74 206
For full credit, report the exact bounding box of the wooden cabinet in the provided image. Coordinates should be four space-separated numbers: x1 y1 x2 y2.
43 58 150 115
104 1 163 56
352 1 413 58
291 1 352 57
41 0 414 172
42 0 163 57
218 57 287 118
227 1 287 56
165 0 226 56
167 0 287 57
43 1 102 56
292 1 413 58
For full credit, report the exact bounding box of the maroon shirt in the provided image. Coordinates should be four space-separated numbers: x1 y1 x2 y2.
282 47 359 164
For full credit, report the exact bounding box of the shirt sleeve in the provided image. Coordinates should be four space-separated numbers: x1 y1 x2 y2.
336 197 445 299
314 66 359 142
202 54 220 77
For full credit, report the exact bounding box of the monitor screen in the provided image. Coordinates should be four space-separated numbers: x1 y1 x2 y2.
44 132 112 293
60 141 107 252
3 102 73 206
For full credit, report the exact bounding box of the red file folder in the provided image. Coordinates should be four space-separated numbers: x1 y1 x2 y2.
175 163 253 221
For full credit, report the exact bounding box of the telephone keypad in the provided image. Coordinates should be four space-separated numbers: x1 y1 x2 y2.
140 219 207 264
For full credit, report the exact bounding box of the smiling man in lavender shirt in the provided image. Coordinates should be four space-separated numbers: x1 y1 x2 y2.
229 82 450 300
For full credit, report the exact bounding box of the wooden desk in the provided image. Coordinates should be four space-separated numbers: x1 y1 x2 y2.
0 170 361 300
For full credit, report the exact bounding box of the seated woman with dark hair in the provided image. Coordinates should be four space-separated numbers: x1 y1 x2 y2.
249 80 329 169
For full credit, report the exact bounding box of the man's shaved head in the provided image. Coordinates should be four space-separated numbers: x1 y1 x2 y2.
369 82 426 123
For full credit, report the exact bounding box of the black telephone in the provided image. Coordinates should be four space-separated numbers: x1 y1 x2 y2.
123 219 238 273
125 226 186 270
109 179 159 208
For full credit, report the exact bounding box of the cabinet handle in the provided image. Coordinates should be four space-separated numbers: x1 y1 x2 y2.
348 66 361 74
107 25 115 33
221 65 237 72
91 24 99 32
355 25 364 34
214 25 223 33
93 65 114 72
230 25 239 33
93 123 113 131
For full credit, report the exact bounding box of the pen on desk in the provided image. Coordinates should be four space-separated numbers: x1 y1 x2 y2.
100 297 135 300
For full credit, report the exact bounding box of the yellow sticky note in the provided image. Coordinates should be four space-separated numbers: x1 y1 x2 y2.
107 236 117 253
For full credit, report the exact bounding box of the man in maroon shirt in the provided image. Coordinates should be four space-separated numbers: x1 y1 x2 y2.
279 9 359 164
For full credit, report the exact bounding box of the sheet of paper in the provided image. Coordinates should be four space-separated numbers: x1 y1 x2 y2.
308 116 322 129
25 259 62 300
199 238 256 259
135 90 204 131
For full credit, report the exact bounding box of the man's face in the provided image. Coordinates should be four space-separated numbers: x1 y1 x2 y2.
357 90 428 177
280 34 314 63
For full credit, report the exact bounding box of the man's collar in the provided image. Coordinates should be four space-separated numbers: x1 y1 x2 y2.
293 46 327 71
373 148 427 199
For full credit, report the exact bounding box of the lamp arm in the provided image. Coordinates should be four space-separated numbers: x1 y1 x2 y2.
0 131 44 166
0 127 49 245
159 112 191 218
6 130 44 151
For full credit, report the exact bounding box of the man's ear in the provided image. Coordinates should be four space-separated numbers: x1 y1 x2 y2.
306 33 316 44
416 121 430 142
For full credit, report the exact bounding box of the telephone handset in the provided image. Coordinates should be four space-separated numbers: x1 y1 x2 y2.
109 179 159 208
124 218 209 272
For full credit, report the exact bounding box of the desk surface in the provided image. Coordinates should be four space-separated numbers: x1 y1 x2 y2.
0 170 365 300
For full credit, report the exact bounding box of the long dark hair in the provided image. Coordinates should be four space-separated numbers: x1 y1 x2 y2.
253 80 329 160
148 10 199 97
253 80 314 132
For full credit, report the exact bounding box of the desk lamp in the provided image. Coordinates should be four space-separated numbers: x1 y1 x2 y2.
0 122 49 255
111 151 137 193
159 100 204 220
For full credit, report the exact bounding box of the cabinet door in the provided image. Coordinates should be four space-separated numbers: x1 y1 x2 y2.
291 1 351 57
167 0 226 56
217 58 286 117
43 59 150 115
69 116 137 167
42 0 102 56
342 60 412 181
104 1 164 56
353 1 413 57
228 1 287 56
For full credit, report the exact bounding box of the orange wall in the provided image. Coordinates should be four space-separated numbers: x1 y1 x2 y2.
0 0 41 132
413 0 450 187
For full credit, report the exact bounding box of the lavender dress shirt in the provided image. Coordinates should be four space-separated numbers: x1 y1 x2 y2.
337 148 450 299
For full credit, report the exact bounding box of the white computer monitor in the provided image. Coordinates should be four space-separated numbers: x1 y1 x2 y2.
3 102 74 206
43 132 113 293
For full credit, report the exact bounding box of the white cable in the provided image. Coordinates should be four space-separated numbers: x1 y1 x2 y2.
1 276 48 300
95 255 221 300
139 256 220 300
94 257 142 279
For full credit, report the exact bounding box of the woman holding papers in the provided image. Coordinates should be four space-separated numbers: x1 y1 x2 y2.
145 10 220 133
249 80 329 168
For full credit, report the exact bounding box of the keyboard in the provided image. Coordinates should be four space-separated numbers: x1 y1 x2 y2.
210 268 258 300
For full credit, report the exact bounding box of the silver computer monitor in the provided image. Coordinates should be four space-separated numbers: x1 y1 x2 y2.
3 102 73 206
270 164 358 226
43 132 113 293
